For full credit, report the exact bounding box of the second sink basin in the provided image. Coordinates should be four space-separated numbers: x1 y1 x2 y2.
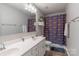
0 48 19 56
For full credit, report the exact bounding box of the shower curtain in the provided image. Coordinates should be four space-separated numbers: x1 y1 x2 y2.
44 14 66 45
28 18 36 32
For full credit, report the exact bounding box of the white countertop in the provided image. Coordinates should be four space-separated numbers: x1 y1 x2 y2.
0 36 45 56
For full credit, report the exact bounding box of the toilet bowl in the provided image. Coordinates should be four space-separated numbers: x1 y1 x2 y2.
45 41 52 51
45 40 52 46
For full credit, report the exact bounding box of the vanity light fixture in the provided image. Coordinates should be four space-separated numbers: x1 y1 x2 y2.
25 3 37 13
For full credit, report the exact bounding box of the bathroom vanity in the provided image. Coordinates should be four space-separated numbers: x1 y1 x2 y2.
0 34 46 56
0 3 45 56
22 37 46 56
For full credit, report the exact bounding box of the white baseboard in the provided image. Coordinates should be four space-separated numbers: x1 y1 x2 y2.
64 47 70 56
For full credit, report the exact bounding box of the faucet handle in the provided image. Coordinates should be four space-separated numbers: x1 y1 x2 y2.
32 36 36 40
32 36 34 38
36 35 38 37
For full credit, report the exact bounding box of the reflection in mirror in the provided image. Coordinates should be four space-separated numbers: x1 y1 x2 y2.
28 16 36 32
0 3 36 36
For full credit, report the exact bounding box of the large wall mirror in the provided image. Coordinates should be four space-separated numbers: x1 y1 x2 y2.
0 3 36 36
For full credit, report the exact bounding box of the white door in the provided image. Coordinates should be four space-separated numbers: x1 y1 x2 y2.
69 21 79 56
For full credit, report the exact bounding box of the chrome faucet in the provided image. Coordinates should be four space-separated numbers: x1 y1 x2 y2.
0 43 6 50
2 43 5 49
21 38 25 42
32 36 36 40
32 36 34 39
36 34 38 37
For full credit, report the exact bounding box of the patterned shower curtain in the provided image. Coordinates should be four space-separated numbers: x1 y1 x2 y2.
44 14 66 45
28 18 36 32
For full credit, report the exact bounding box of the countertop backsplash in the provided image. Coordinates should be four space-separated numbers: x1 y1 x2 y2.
0 32 37 44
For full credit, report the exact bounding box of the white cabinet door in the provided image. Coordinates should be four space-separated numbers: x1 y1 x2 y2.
42 41 46 55
38 40 46 56
37 42 42 56
31 45 38 56
23 39 46 56
41 40 46 56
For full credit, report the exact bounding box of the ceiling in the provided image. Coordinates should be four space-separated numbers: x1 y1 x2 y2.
6 3 67 15
34 3 67 15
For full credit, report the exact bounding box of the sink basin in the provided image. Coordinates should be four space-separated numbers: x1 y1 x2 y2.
0 48 19 56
